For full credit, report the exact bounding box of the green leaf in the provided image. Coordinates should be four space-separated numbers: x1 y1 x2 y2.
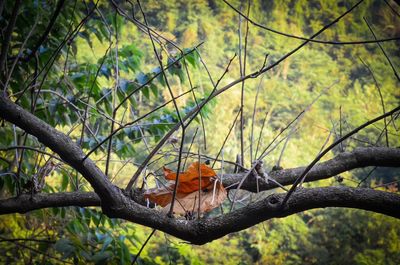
142 86 150 99
92 251 112 265
54 239 75 259
136 72 148 85
101 236 113 252
61 174 69 191
150 83 158 97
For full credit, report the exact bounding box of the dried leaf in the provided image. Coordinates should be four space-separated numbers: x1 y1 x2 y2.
144 162 226 215
176 178 213 193
164 162 217 182
144 183 174 207
164 182 227 215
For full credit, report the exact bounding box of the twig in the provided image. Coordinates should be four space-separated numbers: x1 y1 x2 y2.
363 17 400 82
359 57 389 146
183 128 199 170
83 88 195 161
79 44 112 146
125 53 236 191
258 111 304 160
222 0 400 45
15 0 98 102
281 106 400 206
131 229 157 265
383 0 400 18
0 146 63 162
250 75 265 162
24 0 67 62
114 44 203 112
105 19 120 177
276 81 337 167
0 0 21 78
136 0 185 217
357 166 377 187
212 107 242 168
238 1 251 167
254 110 270 159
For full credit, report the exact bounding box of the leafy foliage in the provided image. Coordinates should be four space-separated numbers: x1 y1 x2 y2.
0 0 399 263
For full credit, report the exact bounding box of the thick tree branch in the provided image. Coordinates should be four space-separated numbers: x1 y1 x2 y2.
0 192 100 214
1 187 397 244
222 147 400 192
0 93 121 206
188 187 400 244
1 147 398 213
1 86 400 245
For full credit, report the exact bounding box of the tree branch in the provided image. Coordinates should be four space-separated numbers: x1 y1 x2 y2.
0 93 121 206
188 187 400 244
0 192 100 214
24 0 66 62
0 0 22 75
1 187 397 245
222 147 400 192
1 84 400 245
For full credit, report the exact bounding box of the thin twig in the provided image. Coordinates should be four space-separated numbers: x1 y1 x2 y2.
24 0 67 62
79 44 112 146
359 57 389 146
383 0 400 18
125 54 236 191
363 17 400 82
222 0 400 45
254 110 270 159
276 81 337 167
0 0 22 78
0 146 63 162
212 107 242 168
131 229 157 265
183 128 199 170
357 166 377 187
83 88 195 160
250 75 265 162
281 105 400 206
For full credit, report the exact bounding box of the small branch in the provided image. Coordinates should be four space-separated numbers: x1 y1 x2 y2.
0 93 120 205
0 146 63 162
222 0 400 45
131 229 156 264
363 17 400 82
212 107 242 168
222 147 400 192
250 76 265 162
0 0 22 77
0 192 100 214
125 54 236 191
282 106 400 206
359 57 389 146
24 0 67 62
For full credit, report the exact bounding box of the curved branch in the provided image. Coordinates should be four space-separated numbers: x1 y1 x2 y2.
0 192 100 214
84 187 400 244
0 94 120 206
0 0 21 74
0 187 398 245
1 90 399 245
222 147 400 192
189 187 400 244
222 0 400 45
